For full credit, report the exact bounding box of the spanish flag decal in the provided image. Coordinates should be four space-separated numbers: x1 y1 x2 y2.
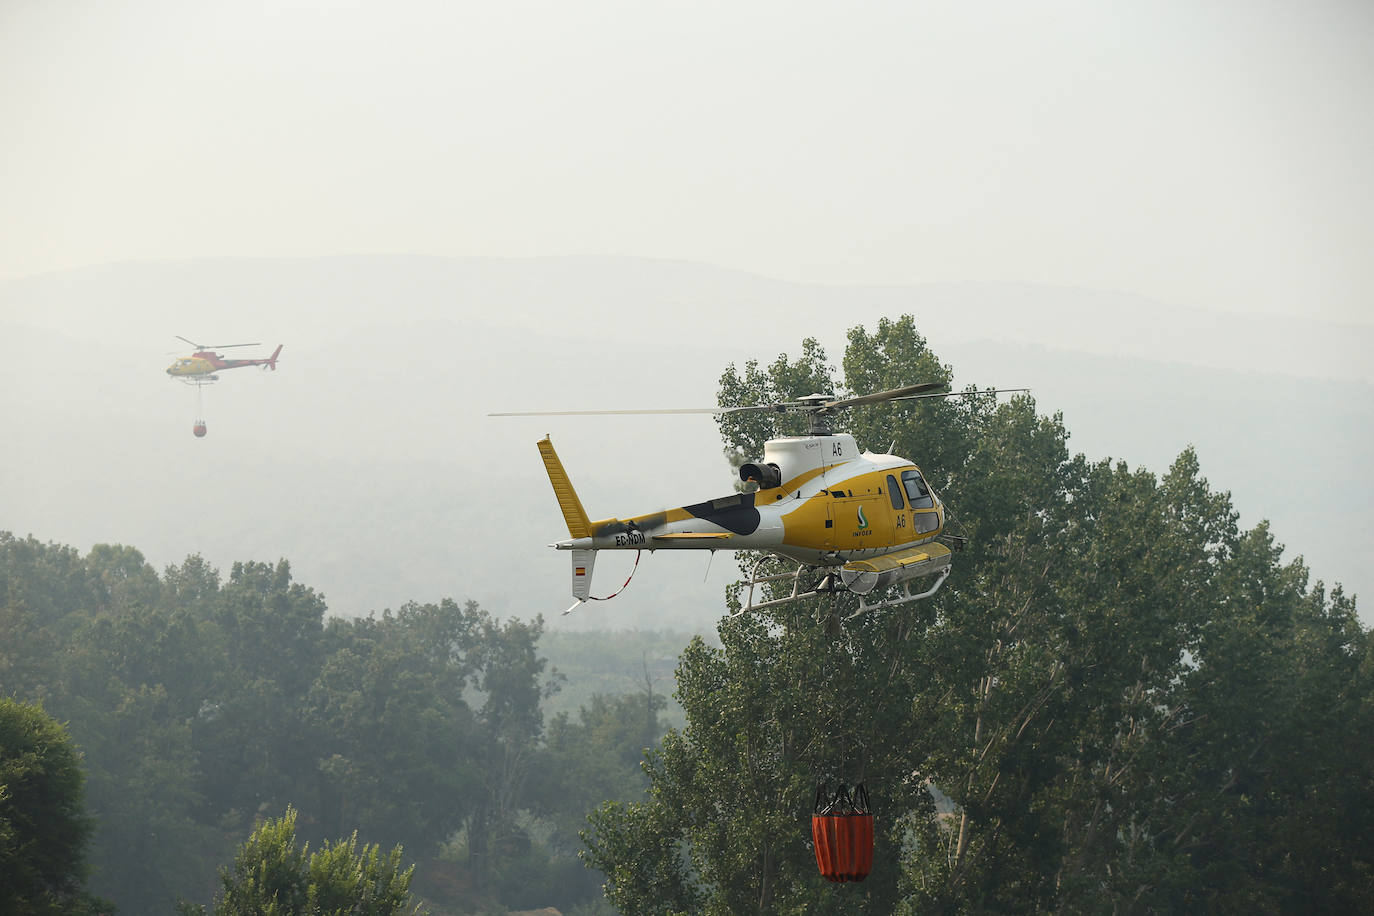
575 567 587 577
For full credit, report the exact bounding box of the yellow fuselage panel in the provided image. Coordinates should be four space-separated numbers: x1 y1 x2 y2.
778 466 942 553
167 357 215 376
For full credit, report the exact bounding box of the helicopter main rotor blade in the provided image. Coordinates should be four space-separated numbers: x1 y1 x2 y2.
489 405 771 417
884 387 1032 403
175 336 261 350
490 387 1030 419
819 382 949 411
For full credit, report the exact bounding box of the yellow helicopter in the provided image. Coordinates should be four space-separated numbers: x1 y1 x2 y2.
165 336 283 383
493 383 1026 617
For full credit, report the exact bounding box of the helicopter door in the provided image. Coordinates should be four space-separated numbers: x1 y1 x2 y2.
826 492 888 552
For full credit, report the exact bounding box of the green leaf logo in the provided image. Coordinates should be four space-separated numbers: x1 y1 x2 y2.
857 506 869 530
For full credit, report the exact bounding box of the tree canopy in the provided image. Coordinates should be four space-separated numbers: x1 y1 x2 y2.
0 697 109 915
178 805 419 916
2 314 1368 914
0 538 658 913
585 316 1373 914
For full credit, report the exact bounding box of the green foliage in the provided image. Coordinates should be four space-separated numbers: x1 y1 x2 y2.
841 316 963 485
181 805 420 915
0 535 614 914
0 697 109 915
4 314 1370 914
460 613 563 899
538 629 690 730
716 336 836 467
546 691 666 816
588 317 1374 914
307 600 485 849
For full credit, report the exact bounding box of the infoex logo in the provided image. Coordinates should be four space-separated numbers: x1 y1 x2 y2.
856 506 869 530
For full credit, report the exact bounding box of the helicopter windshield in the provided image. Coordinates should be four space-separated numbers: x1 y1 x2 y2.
902 469 935 509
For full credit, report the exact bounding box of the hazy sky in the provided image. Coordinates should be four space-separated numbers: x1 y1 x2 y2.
3 0 1371 324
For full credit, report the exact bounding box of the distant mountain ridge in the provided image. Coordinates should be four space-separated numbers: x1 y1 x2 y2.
5 254 1371 382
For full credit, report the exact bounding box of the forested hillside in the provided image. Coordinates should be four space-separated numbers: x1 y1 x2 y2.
0 540 660 914
540 630 697 731
3 316 1371 914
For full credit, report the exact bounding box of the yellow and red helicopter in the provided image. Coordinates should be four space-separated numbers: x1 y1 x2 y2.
166 336 283 383
493 383 1026 617
166 336 283 437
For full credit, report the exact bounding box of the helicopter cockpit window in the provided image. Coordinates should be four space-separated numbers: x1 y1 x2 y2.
887 475 905 511
902 469 934 509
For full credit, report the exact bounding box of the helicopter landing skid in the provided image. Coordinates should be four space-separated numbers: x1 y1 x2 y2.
735 557 838 615
847 566 951 619
735 554 950 617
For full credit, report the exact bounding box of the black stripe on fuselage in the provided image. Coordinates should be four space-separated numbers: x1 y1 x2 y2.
683 492 761 535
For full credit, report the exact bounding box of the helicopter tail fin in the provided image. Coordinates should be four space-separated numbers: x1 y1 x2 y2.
560 548 597 616
570 549 596 599
538 437 592 539
267 344 283 370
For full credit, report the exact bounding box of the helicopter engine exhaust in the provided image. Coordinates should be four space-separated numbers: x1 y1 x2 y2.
739 462 781 489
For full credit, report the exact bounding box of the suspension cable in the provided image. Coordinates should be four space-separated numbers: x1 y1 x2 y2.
586 550 642 601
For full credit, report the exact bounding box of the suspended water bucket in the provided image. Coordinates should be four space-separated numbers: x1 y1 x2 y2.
811 783 873 882
193 421 207 438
